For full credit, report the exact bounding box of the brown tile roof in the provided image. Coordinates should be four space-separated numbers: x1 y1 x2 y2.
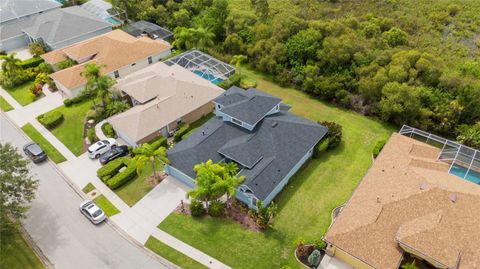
108 62 224 143
324 133 480 269
42 29 171 89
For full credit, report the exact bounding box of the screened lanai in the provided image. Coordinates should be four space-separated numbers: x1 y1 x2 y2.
164 49 236 84
399 125 480 184
81 0 124 26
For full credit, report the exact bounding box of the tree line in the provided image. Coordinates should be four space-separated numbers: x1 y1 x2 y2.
111 0 480 148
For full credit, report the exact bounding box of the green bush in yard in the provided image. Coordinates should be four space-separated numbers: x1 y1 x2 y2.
149 136 168 150
190 199 205 217
313 139 329 158
173 123 190 142
106 165 137 189
372 139 387 158
97 157 127 181
87 128 98 144
320 121 343 150
101 122 117 138
208 200 225 217
17 57 44 69
37 111 64 129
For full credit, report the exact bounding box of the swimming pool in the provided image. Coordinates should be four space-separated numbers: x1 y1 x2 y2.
449 164 480 184
104 17 122 27
193 70 223 85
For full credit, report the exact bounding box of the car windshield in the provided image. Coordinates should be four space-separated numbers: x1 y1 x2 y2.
27 144 43 155
92 209 103 218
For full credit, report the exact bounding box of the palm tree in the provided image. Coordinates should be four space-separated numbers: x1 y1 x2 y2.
80 62 115 110
1 52 21 74
192 27 215 51
132 144 169 181
230 55 247 77
188 160 226 212
173 27 192 50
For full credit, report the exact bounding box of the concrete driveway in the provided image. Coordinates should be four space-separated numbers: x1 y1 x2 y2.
1 113 175 269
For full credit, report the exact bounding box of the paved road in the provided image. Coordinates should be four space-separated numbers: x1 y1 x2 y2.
0 113 174 269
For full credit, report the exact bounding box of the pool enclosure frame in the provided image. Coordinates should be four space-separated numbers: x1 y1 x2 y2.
81 0 125 25
164 49 236 82
399 125 480 179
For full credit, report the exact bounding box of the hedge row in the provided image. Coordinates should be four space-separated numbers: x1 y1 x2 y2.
173 124 190 142
150 136 168 150
101 122 117 138
18 57 44 69
106 165 137 189
97 157 127 181
37 111 64 129
63 95 87 107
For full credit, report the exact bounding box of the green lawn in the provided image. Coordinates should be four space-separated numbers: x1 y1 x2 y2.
21 123 66 163
48 101 92 156
114 160 161 207
5 81 35 106
0 229 44 269
82 182 95 194
159 68 394 268
0 96 14 111
145 236 208 269
94 195 120 217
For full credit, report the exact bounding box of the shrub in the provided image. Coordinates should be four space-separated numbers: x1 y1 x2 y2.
208 200 225 217
101 122 117 138
372 139 387 158
35 72 53 85
106 165 137 189
36 62 53 74
97 157 127 181
29 83 43 97
149 136 168 150
173 123 190 142
320 121 343 150
57 58 76 70
37 111 64 129
87 128 98 144
190 199 205 217
313 139 329 158
63 94 87 107
18 57 44 69
28 42 46 56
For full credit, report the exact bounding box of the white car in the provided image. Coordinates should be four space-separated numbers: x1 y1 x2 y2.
79 200 106 224
88 138 117 159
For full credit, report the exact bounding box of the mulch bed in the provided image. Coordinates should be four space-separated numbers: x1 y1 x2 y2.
295 246 325 268
174 200 263 232
147 171 167 187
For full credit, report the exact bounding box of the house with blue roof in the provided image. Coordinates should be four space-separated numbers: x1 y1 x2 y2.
165 87 328 209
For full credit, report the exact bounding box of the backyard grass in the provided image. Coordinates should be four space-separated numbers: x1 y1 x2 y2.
145 236 208 269
94 195 120 217
114 160 162 207
48 101 92 156
0 96 14 111
0 229 44 269
5 81 35 106
158 68 394 268
82 182 95 194
21 123 66 163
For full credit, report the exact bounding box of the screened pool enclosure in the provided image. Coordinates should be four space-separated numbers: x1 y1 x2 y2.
399 125 480 184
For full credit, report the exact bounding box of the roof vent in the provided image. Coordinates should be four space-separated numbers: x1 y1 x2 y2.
271 122 278 128
449 193 457 203
420 182 428 190
202 131 205 136
376 196 380 203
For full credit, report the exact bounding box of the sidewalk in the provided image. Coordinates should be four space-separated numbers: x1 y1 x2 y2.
0 87 22 109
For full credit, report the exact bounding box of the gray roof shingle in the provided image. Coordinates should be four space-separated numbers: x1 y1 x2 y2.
168 95 328 200
0 0 61 24
124 20 173 40
214 87 282 126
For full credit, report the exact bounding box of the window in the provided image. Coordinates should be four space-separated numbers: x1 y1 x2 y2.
148 56 153 64
231 118 242 126
251 197 258 206
114 70 119 78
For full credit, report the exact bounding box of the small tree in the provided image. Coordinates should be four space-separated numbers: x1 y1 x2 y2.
132 144 169 182
188 160 227 212
230 55 247 77
1 52 21 75
308 249 322 267
256 201 278 228
80 62 115 114
28 42 46 56
320 121 343 150
0 143 38 234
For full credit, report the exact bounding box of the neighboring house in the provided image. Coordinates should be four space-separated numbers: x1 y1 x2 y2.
124 20 173 41
41 29 171 98
107 62 224 146
80 0 125 27
165 87 328 209
323 130 480 269
0 0 61 51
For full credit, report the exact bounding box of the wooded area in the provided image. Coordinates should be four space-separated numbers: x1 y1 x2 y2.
112 0 480 147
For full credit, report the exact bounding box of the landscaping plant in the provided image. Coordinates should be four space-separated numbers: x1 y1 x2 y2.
307 249 322 268
101 122 117 138
28 42 46 56
87 128 98 144
37 111 64 129
132 143 169 181
320 121 343 150
208 200 225 217
190 199 205 217
372 139 387 158
255 201 278 228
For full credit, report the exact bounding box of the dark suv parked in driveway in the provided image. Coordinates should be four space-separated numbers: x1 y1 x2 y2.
23 142 47 163
99 145 129 165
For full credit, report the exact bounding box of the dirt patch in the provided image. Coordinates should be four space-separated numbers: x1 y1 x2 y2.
147 171 167 187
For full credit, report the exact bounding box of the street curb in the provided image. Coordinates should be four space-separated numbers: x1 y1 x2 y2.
2 112 179 269
19 225 55 269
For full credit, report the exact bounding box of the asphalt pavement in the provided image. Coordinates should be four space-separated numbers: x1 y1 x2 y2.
0 112 175 269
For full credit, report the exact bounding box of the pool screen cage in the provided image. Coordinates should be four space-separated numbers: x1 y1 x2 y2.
81 0 125 22
164 50 236 82
399 125 480 179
